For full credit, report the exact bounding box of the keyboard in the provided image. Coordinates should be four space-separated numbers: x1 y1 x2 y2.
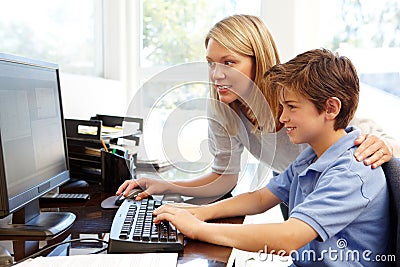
40 193 90 202
108 198 184 253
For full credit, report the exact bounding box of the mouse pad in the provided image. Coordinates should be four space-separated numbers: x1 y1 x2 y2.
101 195 120 209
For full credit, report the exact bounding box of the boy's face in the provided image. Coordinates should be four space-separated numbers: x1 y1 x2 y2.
279 89 326 146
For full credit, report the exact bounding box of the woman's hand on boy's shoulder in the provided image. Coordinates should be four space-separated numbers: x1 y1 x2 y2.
354 134 392 168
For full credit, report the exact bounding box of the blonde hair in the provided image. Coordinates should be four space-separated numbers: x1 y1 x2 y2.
205 14 281 134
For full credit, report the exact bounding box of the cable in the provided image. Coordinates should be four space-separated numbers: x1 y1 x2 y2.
12 238 109 266
90 247 108 254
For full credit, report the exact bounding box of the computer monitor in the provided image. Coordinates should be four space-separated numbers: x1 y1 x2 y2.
0 53 75 238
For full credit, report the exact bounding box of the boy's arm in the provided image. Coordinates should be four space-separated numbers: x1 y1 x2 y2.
200 217 318 253
198 187 283 221
154 187 282 222
155 205 318 253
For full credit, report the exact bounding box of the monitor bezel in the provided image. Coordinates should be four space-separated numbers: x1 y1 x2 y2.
0 53 70 219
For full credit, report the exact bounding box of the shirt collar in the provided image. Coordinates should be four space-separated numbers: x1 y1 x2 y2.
293 126 361 174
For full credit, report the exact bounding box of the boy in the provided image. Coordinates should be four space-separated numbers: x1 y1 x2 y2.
154 49 390 266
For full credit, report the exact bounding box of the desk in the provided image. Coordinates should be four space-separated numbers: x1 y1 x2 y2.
39 183 243 266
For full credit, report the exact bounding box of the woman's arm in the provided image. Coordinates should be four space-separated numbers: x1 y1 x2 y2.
116 172 238 199
170 172 238 198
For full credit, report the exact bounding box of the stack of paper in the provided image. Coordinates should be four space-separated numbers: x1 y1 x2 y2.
14 253 178 267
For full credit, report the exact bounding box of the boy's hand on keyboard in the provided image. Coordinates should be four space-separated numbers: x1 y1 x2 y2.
165 203 209 221
153 204 205 240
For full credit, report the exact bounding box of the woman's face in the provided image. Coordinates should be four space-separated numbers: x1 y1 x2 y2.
206 38 255 105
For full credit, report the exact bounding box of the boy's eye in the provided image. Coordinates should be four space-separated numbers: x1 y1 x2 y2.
288 105 295 110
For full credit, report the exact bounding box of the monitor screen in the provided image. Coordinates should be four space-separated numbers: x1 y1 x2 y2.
0 53 72 228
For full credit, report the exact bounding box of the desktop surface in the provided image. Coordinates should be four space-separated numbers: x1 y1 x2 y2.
39 183 243 266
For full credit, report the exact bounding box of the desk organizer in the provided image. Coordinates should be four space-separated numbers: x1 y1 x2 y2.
101 148 134 193
65 115 142 185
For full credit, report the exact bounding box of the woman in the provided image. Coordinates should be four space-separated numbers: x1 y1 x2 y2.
116 14 398 200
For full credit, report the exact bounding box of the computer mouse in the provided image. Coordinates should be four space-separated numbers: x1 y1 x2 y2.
114 188 144 206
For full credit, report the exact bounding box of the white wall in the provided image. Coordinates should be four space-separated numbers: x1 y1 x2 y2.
60 73 127 120
262 0 321 62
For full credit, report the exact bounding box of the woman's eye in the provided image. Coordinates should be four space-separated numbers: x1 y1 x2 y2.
207 61 216 68
225 61 234 66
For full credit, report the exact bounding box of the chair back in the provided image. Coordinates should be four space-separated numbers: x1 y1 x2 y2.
382 158 400 267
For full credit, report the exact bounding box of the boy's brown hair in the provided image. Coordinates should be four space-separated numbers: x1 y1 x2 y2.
265 48 359 130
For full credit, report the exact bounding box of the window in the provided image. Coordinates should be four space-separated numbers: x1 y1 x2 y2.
320 0 400 140
141 0 261 68
0 0 103 76
132 0 263 170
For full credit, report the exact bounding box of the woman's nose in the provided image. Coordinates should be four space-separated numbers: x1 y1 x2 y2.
211 63 225 81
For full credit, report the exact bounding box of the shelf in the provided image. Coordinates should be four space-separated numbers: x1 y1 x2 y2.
64 116 142 185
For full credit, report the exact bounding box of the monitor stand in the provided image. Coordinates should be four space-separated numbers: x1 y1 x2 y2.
0 199 76 261
0 199 75 238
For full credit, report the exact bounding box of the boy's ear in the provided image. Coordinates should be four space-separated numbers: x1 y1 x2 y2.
325 97 341 120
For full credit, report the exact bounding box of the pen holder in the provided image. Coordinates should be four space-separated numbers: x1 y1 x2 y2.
101 148 135 193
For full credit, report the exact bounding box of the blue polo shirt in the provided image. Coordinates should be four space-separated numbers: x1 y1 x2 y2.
267 127 390 266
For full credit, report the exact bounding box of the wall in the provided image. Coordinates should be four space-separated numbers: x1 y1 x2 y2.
262 0 321 62
60 73 127 120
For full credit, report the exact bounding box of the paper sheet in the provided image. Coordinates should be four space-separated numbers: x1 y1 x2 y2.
14 253 178 267
227 206 292 267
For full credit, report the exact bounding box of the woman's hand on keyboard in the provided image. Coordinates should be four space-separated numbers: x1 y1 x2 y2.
116 177 170 200
153 204 205 240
